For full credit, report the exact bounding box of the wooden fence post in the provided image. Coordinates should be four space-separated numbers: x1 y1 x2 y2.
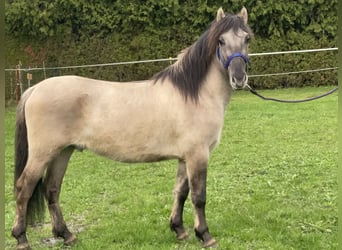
43 61 47 79
27 67 32 88
18 61 23 96
15 61 23 103
15 63 20 103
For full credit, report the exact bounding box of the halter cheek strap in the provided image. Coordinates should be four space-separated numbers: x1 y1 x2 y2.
216 47 249 69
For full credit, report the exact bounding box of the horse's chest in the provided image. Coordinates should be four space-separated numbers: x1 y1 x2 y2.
189 111 224 151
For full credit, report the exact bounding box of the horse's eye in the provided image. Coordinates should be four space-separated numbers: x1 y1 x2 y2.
218 38 225 46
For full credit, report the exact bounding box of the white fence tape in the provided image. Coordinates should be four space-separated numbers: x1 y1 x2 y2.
249 67 338 78
5 47 338 74
248 47 338 57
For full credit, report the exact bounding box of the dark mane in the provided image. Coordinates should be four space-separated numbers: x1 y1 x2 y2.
152 14 253 102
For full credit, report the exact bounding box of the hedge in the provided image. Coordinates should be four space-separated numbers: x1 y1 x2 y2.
5 0 337 100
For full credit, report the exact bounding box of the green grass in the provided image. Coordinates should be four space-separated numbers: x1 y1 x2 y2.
5 87 337 249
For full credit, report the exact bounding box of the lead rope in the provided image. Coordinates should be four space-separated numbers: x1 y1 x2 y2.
245 84 338 103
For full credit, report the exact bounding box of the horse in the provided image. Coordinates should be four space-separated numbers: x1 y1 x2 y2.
12 6 253 249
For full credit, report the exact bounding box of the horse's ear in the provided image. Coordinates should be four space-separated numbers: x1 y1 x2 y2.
238 6 248 24
216 7 225 22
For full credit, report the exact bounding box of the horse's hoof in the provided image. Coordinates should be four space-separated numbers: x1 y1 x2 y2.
17 243 31 250
203 238 218 248
177 231 189 240
64 234 77 246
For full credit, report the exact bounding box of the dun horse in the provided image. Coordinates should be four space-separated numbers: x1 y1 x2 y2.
12 7 253 249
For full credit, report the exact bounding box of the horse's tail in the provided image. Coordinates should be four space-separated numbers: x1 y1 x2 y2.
14 86 45 225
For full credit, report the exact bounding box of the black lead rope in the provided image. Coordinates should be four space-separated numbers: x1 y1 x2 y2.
246 84 338 103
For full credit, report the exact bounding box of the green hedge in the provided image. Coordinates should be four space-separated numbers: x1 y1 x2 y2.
248 34 337 89
5 0 337 100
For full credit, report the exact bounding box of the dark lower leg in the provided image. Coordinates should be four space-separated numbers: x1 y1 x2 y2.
191 191 210 240
48 203 74 241
44 148 76 245
170 206 187 239
170 189 189 239
188 160 216 247
192 192 216 247
46 189 76 245
170 161 189 239
12 173 38 250
12 214 29 250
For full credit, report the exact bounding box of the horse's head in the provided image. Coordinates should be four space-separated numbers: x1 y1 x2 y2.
214 7 252 90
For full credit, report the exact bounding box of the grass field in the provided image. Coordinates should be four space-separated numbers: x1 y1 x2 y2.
5 87 337 249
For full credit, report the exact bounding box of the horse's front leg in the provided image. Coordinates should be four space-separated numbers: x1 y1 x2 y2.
170 160 189 240
187 153 217 248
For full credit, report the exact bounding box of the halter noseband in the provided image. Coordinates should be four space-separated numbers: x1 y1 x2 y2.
216 47 249 69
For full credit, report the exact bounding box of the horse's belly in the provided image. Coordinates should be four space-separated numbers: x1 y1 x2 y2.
86 141 180 163
78 122 181 163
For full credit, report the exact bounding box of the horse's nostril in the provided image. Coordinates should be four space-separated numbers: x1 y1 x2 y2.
232 75 245 84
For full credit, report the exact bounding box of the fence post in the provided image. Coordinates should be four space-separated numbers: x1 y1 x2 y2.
15 61 24 103
15 62 20 103
27 67 32 88
43 61 47 79
18 61 23 97
9 72 13 101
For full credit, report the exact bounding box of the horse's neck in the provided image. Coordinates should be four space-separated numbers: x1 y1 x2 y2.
201 60 233 109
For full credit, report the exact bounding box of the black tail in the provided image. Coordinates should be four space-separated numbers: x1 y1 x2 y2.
14 88 45 225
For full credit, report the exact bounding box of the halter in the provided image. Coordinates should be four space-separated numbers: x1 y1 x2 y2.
216 47 249 69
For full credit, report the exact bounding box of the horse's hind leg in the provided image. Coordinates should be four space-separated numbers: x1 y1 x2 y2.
12 155 53 250
170 160 189 240
43 147 77 246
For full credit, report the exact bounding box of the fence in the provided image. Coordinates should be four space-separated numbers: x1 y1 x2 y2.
4 47 338 102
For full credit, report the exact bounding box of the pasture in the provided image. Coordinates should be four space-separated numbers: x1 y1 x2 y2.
5 87 337 249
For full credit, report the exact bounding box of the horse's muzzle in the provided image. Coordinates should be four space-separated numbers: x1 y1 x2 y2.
230 73 248 90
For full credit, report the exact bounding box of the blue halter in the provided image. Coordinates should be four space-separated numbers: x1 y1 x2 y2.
216 47 249 69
